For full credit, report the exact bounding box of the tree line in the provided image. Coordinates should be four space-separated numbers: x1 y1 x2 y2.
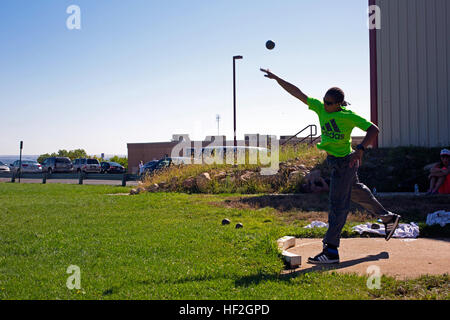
37 149 128 169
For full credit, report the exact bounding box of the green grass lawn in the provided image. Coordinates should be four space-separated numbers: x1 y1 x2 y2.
0 183 448 300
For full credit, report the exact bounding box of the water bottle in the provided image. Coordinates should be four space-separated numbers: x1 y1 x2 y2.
414 184 419 196
372 187 377 196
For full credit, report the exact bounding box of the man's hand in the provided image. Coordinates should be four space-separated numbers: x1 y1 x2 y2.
260 68 308 104
349 150 364 168
260 68 278 80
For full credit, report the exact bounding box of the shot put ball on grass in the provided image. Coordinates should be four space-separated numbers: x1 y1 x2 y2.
266 40 275 50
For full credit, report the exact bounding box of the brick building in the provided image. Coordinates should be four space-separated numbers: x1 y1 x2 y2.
126 134 364 173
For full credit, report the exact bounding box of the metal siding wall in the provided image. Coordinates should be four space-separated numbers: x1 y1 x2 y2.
426 1 438 146
376 0 450 147
389 0 401 146
416 0 429 147
378 0 392 146
376 27 384 147
398 0 410 146
407 0 419 146
436 0 449 146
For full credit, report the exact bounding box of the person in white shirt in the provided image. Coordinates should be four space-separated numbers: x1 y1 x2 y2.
138 161 144 175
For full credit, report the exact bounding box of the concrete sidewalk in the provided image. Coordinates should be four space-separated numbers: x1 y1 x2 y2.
284 238 450 279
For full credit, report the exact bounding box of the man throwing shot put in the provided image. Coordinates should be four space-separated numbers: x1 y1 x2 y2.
261 68 401 264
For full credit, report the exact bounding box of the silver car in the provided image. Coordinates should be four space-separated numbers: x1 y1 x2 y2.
72 158 101 173
10 160 42 173
0 161 10 172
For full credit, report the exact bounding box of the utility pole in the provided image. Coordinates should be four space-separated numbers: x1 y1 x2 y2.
18 141 23 183
233 55 243 164
216 114 221 136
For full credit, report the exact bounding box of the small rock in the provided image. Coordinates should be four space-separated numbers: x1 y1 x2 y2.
182 177 196 189
129 188 138 195
235 223 243 229
158 182 166 189
213 171 227 180
196 172 212 191
240 171 255 182
288 171 302 182
284 167 297 174
222 218 231 225
147 184 159 192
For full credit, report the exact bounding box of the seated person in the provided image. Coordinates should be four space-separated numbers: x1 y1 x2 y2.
427 149 450 195
299 169 330 194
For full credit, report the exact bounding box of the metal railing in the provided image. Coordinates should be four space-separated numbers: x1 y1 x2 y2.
281 125 319 146
0 171 138 186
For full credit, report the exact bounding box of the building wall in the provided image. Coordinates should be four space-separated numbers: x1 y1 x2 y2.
127 136 271 173
127 142 178 174
375 0 450 147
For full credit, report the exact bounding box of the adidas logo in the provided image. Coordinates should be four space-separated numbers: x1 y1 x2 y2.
321 119 345 140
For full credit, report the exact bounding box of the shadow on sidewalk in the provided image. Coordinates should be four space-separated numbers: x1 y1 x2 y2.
234 251 389 287
293 251 389 275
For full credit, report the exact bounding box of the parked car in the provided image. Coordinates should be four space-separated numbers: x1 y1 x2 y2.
0 161 10 172
143 158 176 174
10 160 42 173
41 157 73 174
100 161 125 174
72 158 101 173
142 160 159 174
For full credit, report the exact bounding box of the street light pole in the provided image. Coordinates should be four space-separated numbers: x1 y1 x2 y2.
18 141 23 183
233 55 243 150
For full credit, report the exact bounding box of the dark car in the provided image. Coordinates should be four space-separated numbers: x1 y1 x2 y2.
100 161 125 174
41 157 73 174
142 158 174 175
142 160 159 174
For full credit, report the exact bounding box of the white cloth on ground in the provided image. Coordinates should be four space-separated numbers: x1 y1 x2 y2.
303 221 328 229
426 211 450 227
352 222 420 238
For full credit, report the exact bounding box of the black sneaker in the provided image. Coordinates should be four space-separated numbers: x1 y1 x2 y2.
308 247 340 264
381 213 401 241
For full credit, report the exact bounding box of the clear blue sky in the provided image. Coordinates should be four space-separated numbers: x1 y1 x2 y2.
0 0 372 156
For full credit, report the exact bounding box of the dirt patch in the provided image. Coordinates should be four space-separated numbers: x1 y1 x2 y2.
375 196 450 222
284 238 450 280
212 194 450 224
214 194 372 223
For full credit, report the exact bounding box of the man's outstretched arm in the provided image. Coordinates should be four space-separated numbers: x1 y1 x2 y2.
260 68 308 105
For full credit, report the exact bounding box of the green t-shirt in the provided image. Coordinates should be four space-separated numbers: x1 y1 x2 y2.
307 97 373 157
